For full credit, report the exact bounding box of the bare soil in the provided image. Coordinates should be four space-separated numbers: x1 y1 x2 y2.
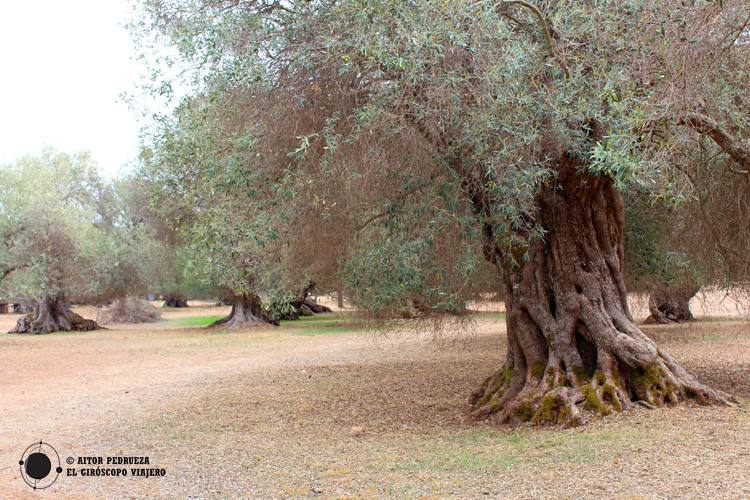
1 302 749 499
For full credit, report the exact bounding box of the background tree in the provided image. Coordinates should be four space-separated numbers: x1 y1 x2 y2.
624 134 750 323
665 139 750 316
624 192 701 324
90 174 172 323
0 148 104 333
138 94 320 327
134 0 749 425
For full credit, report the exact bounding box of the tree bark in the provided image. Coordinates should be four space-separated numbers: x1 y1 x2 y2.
8 295 100 334
209 292 274 329
467 159 737 427
645 285 700 324
13 301 36 314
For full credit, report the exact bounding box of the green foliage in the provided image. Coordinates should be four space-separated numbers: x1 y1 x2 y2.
0 148 176 305
138 92 316 305
91 174 176 299
131 0 750 314
342 224 478 316
623 189 698 292
0 148 105 301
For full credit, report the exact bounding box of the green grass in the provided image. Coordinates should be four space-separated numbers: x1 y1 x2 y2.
18 329 91 337
292 320 369 336
283 312 370 336
473 311 507 322
296 313 347 322
157 311 365 335
695 315 749 323
162 315 225 327
373 427 623 474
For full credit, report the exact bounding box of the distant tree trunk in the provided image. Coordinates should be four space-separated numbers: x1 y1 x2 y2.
645 285 700 324
337 291 345 309
270 282 333 321
210 292 273 329
13 301 36 314
8 295 100 334
163 293 189 308
303 297 333 314
466 159 736 427
0 302 8 314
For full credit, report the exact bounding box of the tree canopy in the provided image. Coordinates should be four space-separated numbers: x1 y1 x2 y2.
133 0 750 425
0 148 175 332
0 148 105 301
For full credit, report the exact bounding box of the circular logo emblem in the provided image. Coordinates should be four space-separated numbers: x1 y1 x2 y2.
19 441 63 490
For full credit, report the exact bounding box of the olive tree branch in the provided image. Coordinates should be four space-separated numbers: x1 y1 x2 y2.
681 113 750 177
491 0 570 79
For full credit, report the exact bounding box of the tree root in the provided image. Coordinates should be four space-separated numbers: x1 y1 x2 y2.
209 311 270 329
9 304 101 334
209 293 276 329
467 353 739 428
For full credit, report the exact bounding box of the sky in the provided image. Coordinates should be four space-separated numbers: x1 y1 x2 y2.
0 0 146 177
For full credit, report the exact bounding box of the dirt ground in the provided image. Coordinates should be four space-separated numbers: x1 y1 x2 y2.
1 300 749 499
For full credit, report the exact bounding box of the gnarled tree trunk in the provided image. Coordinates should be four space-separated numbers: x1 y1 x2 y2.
8 295 100 334
645 285 700 324
210 292 273 329
467 160 736 427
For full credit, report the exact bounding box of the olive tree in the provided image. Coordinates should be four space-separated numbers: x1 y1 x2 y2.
138 94 313 327
91 174 176 323
134 0 749 425
0 148 104 333
623 192 702 323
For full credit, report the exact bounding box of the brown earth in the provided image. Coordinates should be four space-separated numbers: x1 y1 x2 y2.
0 302 749 499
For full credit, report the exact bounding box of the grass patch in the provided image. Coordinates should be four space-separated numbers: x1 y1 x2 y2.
697 334 735 342
291 320 369 336
278 312 370 336
40 330 91 337
295 313 347 323
374 427 624 474
473 311 507 322
162 315 225 327
694 315 749 323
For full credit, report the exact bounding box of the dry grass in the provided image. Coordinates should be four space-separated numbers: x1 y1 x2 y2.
0 304 749 499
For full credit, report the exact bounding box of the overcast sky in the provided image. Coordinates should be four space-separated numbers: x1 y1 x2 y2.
0 0 145 176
